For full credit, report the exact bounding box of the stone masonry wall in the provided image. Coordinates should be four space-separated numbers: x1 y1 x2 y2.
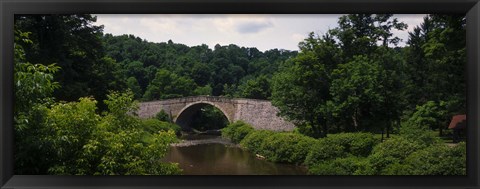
232 99 294 131
136 96 295 132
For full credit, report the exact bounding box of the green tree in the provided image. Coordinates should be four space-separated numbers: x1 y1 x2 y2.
143 69 197 100
14 30 61 174
330 14 407 60
236 75 271 99
44 91 181 175
329 55 385 132
155 110 172 123
404 15 466 114
126 77 142 99
271 32 341 138
44 97 100 174
194 84 213 96
14 15 126 110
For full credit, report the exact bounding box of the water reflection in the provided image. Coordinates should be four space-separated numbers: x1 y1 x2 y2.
162 137 307 175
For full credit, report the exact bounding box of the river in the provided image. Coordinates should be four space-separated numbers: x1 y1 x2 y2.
162 134 307 175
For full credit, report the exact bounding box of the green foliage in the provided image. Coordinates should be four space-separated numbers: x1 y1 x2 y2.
403 101 444 130
240 129 315 164
14 14 467 176
221 121 254 143
304 140 346 167
15 15 127 111
190 105 229 131
306 134 465 175
271 48 333 138
329 55 386 132
155 110 172 123
403 142 466 175
14 30 61 174
14 30 60 114
308 156 367 175
259 132 316 164
404 15 466 113
44 97 101 174
240 130 275 155
14 103 52 174
126 77 143 99
330 14 407 60
361 137 423 175
194 84 213 96
78 92 180 175
400 101 443 145
103 91 140 130
236 75 272 99
304 132 378 167
102 34 296 99
16 90 181 175
141 118 181 134
143 69 196 100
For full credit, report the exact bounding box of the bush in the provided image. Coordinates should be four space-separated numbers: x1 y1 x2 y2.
325 132 379 156
221 121 254 143
308 156 367 175
400 121 440 146
400 101 444 145
362 136 423 175
240 128 315 164
240 130 275 155
141 118 181 134
155 110 172 123
41 92 181 175
304 132 379 167
403 142 466 175
304 140 346 166
259 132 316 164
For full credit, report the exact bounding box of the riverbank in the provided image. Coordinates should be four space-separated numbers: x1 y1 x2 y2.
171 134 239 147
163 136 308 175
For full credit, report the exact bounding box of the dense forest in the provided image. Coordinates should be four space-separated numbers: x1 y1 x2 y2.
13 14 466 175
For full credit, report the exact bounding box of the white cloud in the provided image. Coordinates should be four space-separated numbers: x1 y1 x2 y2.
291 33 306 44
94 14 425 51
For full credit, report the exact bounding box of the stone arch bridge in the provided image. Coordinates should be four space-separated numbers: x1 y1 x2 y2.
136 96 295 131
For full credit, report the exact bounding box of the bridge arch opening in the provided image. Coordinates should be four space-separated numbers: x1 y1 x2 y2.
175 102 230 133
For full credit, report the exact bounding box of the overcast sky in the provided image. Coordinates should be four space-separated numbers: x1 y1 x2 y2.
94 14 425 52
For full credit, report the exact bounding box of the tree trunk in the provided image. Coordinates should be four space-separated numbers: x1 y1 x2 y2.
381 129 384 142
316 116 328 138
352 109 359 130
385 118 391 138
386 122 390 138
322 122 328 138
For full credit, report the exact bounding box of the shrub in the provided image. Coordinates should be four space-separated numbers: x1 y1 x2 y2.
363 136 423 175
155 110 172 123
221 121 254 143
41 92 181 175
400 122 440 147
240 130 275 155
304 140 346 166
403 142 466 175
141 118 181 134
259 132 316 164
304 132 379 167
308 156 367 175
400 101 444 146
324 132 379 156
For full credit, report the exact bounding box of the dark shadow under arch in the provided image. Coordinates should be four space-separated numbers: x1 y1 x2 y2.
175 102 230 131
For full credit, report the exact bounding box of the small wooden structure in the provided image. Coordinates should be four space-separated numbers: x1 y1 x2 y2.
448 114 466 143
